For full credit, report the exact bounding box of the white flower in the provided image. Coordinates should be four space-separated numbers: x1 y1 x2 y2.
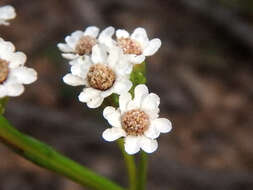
63 44 133 108
0 5 16 26
102 84 172 155
0 38 37 98
115 27 162 64
57 26 115 61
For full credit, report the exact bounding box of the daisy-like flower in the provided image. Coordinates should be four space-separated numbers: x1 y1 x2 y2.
0 5 16 26
0 38 37 98
102 84 172 155
63 44 133 108
115 27 161 64
57 26 115 61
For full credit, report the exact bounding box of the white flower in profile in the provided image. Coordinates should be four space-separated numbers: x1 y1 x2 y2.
0 5 16 26
115 27 162 64
57 26 115 61
102 84 172 155
63 44 133 108
0 38 37 98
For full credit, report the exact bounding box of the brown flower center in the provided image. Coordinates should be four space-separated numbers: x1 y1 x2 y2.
121 109 150 136
75 35 97 55
87 64 116 91
0 59 9 84
117 37 142 55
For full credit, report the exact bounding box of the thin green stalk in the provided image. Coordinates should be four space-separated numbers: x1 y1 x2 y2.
117 139 137 190
0 97 8 115
0 115 124 190
137 151 148 190
112 96 137 190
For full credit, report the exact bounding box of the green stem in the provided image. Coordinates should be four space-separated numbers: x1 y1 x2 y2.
137 151 148 190
117 139 137 190
0 115 124 190
0 97 9 115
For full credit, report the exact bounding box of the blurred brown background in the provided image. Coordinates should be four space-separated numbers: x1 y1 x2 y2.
0 0 253 189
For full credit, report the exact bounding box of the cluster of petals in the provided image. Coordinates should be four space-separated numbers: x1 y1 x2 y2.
63 44 132 108
59 26 162 108
57 26 115 61
0 38 37 98
58 26 161 64
102 84 172 155
0 5 16 26
59 26 171 154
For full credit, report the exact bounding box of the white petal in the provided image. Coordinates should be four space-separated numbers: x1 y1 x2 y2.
99 26 115 41
140 136 158 154
129 54 145 64
116 29 130 39
6 83 25 97
79 88 100 102
143 38 161 56
144 125 160 139
141 93 160 119
102 128 126 142
57 43 73 53
151 118 172 133
0 40 15 53
63 74 85 86
65 36 77 50
71 57 91 78
131 27 149 48
119 92 132 113
12 67 37 84
98 26 115 47
0 86 7 98
71 31 84 39
124 136 141 155
86 96 104 108
113 78 132 95
107 46 121 68
84 26 99 38
103 106 121 128
133 84 149 106
0 5 16 20
100 88 114 98
8 52 27 68
91 44 107 64
114 54 133 75
62 53 79 60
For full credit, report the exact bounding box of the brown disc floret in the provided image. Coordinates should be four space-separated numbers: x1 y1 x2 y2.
87 64 116 91
121 109 150 136
117 37 142 55
75 35 97 55
0 59 9 84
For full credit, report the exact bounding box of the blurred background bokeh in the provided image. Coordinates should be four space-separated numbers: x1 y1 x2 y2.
0 0 253 189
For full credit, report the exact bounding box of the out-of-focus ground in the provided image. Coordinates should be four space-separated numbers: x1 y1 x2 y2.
0 0 253 189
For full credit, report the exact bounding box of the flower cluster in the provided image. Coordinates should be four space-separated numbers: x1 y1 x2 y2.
59 26 172 155
0 5 37 98
58 26 161 108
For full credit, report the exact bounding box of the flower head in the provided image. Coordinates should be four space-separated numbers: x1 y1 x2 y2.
0 5 16 26
115 27 161 64
0 38 37 98
102 84 172 155
63 44 133 108
57 26 115 61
